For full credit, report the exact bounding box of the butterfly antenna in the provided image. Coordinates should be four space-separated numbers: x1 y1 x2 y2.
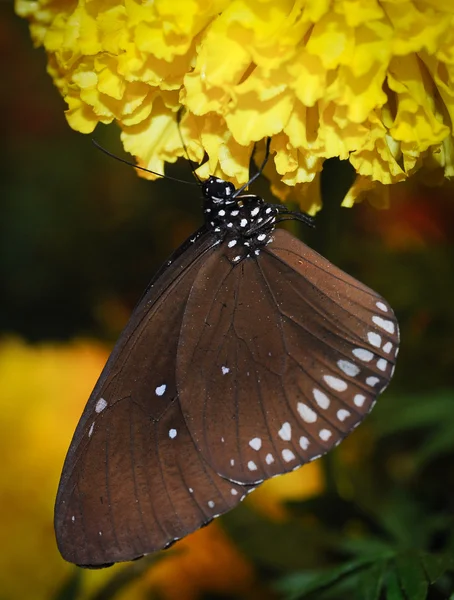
234 137 271 197
276 211 316 228
92 139 198 186
176 110 203 185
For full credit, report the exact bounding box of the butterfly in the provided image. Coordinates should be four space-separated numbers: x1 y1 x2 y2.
55 140 399 567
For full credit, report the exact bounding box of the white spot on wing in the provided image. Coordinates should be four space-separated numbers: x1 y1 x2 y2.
282 449 296 462
231 488 238 495
377 358 388 371
248 460 258 471
297 402 317 423
383 342 393 354
208 500 215 508
352 348 374 362
354 394 366 407
249 437 262 451
240 219 248 227
169 428 177 439
319 428 332 441
155 384 166 396
88 422 95 437
337 409 350 421
323 375 348 392
299 436 309 450
265 453 274 465
95 398 107 413
222 366 230 374
228 240 237 248
367 332 382 348
366 376 380 387
251 207 260 216
313 388 330 409
278 422 292 441
372 316 395 334
337 360 360 377
376 301 388 312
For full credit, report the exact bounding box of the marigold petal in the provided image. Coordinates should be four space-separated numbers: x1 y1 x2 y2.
342 176 390 209
388 55 450 151
226 85 294 145
65 94 104 133
121 100 181 178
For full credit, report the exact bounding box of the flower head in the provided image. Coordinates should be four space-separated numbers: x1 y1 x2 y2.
16 0 454 212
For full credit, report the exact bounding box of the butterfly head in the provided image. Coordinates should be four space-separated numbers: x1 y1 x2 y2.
202 176 236 206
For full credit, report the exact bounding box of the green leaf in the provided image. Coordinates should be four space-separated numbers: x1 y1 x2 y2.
355 561 388 600
275 551 452 600
373 391 454 467
394 553 428 600
336 537 394 561
370 491 431 548
420 552 454 583
275 560 369 600
52 569 82 600
386 568 406 600
415 425 454 467
373 391 454 437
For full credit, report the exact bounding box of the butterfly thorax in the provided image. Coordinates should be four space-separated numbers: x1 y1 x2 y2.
202 176 278 264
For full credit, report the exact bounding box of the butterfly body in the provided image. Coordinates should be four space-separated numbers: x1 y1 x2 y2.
55 176 399 567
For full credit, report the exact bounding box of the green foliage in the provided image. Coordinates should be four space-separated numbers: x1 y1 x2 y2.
373 391 454 469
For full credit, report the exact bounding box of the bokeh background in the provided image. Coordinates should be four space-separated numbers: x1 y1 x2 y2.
2 5 454 600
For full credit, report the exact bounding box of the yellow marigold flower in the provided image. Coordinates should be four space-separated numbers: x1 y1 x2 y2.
0 338 111 600
16 0 454 212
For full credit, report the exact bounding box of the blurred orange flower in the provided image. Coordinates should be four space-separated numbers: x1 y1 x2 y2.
0 337 109 600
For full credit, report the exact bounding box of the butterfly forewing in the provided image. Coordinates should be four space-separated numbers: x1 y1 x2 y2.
55 231 250 567
177 230 399 485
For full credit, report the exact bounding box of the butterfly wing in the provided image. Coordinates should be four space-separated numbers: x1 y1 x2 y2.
55 230 250 567
177 229 399 485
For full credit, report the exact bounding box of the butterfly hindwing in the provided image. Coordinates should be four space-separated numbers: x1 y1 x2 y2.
177 229 399 485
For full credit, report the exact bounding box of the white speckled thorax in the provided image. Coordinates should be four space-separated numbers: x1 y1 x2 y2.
202 176 278 264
